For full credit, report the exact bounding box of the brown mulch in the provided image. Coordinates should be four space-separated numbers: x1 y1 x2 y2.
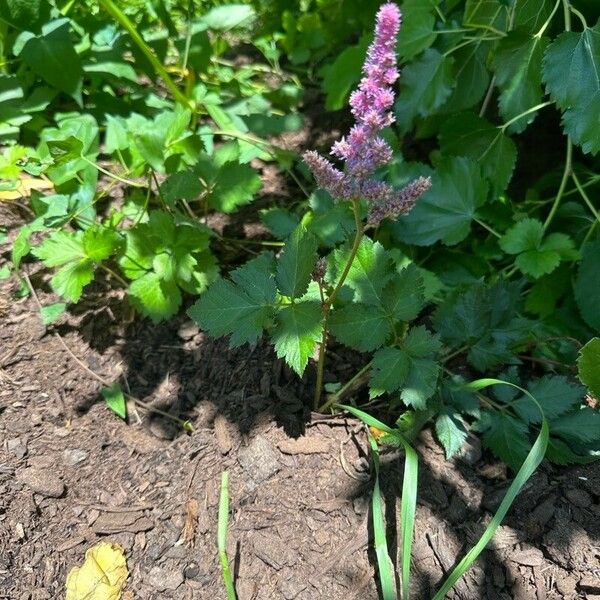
1 201 600 600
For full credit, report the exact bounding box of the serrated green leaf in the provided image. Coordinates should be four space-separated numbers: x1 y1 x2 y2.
439 113 517 193
329 237 393 305
397 6 438 60
260 207 300 239
129 272 181 323
102 383 127 420
40 302 66 325
435 411 468 459
206 161 262 213
272 301 322 375
395 49 455 131
82 226 121 262
514 0 554 33
578 338 600 398
381 265 425 322
478 411 531 471
370 327 441 408
17 19 83 102
550 408 600 443
394 157 488 246
500 218 575 278
543 24 600 154
160 171 202 202
513 376 585 423
50 260 94 302
47 135 83 165
493 32 548 133
276 224 318 299
575 240 600 332
188 254 276 347
330 304 392 352
33 231 85 266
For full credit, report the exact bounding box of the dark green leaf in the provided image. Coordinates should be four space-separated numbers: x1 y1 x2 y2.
575 240 600 331
464 0 510 31
330 303 392 351
381 265 425 321
397 4 438 60
439 113 517 193
550 408 600 443
0 0 51 30
276 224 318 299
160 171 202 202
394 157 489 246
478 411 531 471
271 301 322 375
260 207 300 239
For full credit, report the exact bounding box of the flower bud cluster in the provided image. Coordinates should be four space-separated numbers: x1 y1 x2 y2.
303 2 431 226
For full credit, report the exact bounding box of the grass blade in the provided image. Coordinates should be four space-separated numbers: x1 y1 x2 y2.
341 404 419 599
431 379 549 599
218 471 237 600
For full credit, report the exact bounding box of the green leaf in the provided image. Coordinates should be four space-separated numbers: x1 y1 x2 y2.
524 266 570 316
129 272 181 323
206 161 262 213
397 4 438 60
40 302 66 325
464 0 510 31
499 218 576 278
493 31 548 133
550 408 600 443
188 254 276 347
0 265 10 279
50 260 94 302
381 265 425 322
514 0 554 33
272 301 322 375
575 240 600 332
160 171 202 203
82 226 121 262
439 112 517 193
513 376 585 423
478 411 531 471
0 0 51 30
435 411 468 459
33 231 85 267
370 326 441 409
543 24 600 154
578 338 600 398
320 37 369 111
330 303 392 351
394 157 488 246
47 135 83 165
276 224 318 299
329 237 393 305
260 207 299 239
201 4 256 30
102 383 127 420
17 19 83 102
395 49 455 131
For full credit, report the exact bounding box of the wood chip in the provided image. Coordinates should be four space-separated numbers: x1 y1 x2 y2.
213 414 233 455
277 436 330 455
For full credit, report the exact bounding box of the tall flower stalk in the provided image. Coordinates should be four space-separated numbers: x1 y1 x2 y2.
304 2 432 410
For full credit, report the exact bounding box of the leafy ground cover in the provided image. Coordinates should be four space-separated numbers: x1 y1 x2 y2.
1 0 599 598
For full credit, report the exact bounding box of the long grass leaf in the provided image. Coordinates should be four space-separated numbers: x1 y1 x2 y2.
218 471 237 600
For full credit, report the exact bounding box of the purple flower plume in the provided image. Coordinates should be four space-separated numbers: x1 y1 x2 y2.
303 2 431 226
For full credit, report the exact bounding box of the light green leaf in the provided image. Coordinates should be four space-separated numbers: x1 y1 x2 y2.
272 301 322 375
102 383 127 420
493 31 548 133
578 338 600 398
330 304 392 352
0 265 10 279
543 24 600 154
201 4 256 30
435 411 468 459
18 19 83 102
40 302 66 325
439 112 517 193
394 157 488 246
397 5 438 60
50 260 94 302
395 49 455 131
575 240 600 331
33 231 85 267
82 226 121 262
206 161 262 213
129 272 182 323
329 237 393 305
276 224 318 299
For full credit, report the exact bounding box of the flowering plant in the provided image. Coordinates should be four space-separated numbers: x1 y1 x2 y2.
190 2 434 410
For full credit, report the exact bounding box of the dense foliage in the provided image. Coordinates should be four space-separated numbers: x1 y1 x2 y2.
1 0 599 469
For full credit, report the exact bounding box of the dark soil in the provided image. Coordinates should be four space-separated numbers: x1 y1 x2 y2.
2 201 600 600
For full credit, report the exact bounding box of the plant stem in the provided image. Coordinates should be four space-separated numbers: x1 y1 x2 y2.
543 140 572 231
218 472 237 600
500 101 553 131
474 218 501 238
100 264 129 289
97 0 194 110
535 0 561 38
572 172 600 226
313 199 364 410
319 362 372 413
80 155 145 188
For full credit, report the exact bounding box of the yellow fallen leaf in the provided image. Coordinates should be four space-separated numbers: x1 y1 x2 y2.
369 426 387 440
65 542 129 600
0 174 53 201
